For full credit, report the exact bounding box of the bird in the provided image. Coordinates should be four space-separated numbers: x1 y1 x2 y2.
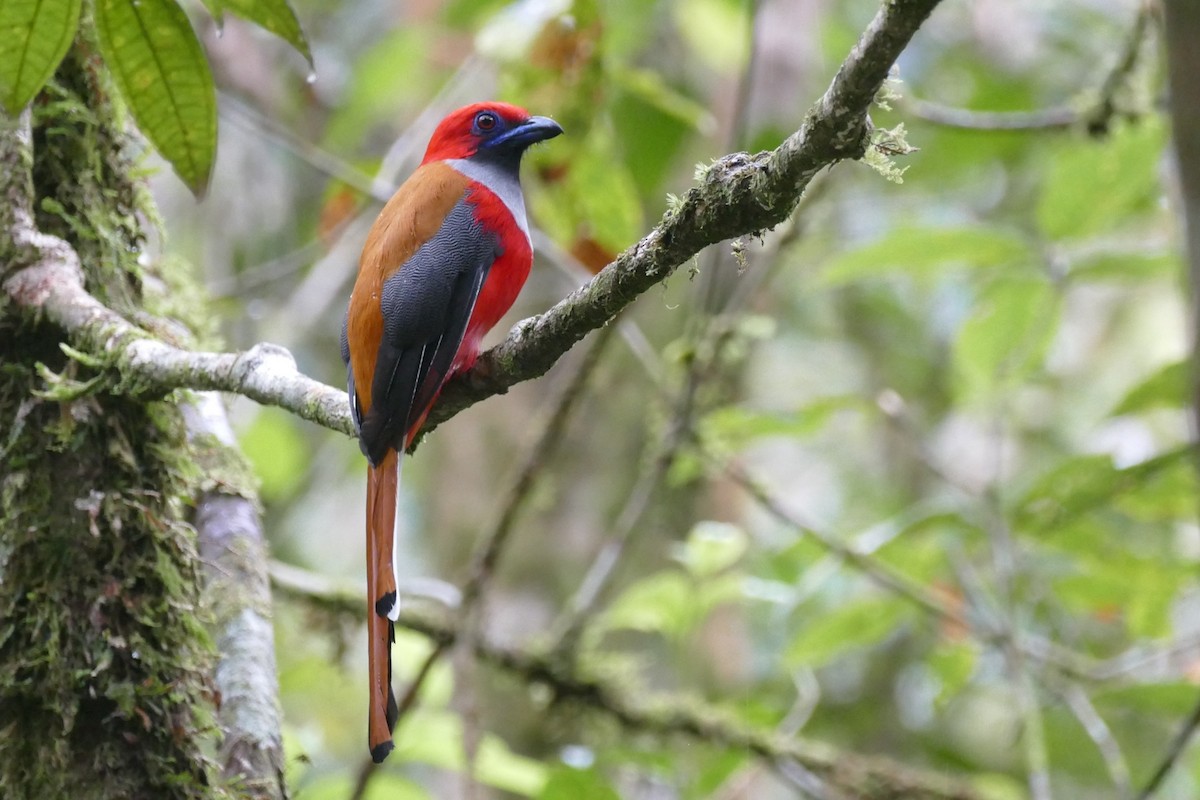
340 102 562 763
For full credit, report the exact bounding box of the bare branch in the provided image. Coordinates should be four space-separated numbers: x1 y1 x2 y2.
187 396 285 800
1136 692 1200 800
905 3 1156 136
3 243 354 437
905 99 1079 132
1061 684 1132 798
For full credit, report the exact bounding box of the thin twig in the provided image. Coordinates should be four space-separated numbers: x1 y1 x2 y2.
696 0 762 315
447 330 613 800
1085 0 1156 136
1136 692 1200 800
220 93 393 204
1062 683 1132 798
906 99 1079 132
546 428 677 651
879 389 1116 687
906 2 1155 136
548 319 737 652
979 394 1051 800
1012 649 1052 800
461 325 615 608
722 457 970 628
713 669 824 800
347 755 376 800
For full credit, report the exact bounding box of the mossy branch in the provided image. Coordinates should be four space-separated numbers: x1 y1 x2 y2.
5 0 942 451
269 562 983 800
3 244 353 436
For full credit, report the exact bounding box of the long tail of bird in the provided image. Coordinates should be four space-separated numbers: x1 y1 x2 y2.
366 449 401 762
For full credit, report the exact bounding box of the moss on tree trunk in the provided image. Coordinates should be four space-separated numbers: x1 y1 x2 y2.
0 43 218 800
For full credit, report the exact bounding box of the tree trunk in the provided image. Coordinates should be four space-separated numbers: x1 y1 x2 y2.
0 42 219 800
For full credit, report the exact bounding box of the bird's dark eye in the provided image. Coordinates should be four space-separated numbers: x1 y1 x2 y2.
475 112 498 132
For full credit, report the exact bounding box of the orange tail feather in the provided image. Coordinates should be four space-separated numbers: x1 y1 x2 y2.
366 450 400 762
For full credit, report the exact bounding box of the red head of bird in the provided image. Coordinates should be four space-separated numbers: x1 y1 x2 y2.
421 102 565 166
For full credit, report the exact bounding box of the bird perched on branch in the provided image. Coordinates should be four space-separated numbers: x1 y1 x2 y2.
341 103 562 762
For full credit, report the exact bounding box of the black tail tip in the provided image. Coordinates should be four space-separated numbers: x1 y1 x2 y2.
370 739 395 764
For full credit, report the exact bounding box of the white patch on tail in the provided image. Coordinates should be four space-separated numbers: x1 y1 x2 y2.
386 454 403 621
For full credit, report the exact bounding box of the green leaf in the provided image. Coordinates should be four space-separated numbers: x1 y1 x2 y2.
237 408 308 501
674 521 747 578
1095 683 1200 717
393 711 462 769
599 568 741 642
394 711 548 795
612 85 692 196
300 772 431 800
212 0 312 66
94 0 217 195
875 512 981 582
1069 251 1178 282
1015 448 1193 534
362 774 433 800
927 642 978 706
820 226 1035 286
1115 449 1199 523
613 68 714 131
1111 360 1188 416
701 396 864 449
874 529 951 583
567 132 643 252
0 0 82 114
968 774 1029 800
1053 553 1180 638
1014 454 1118 534
443 0 508 28
785 597 911 667
476 735 550 797
599 571 693 639
1036 120 1165 240
952 275 1059 401
539 766 619 800
673 0 749 72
